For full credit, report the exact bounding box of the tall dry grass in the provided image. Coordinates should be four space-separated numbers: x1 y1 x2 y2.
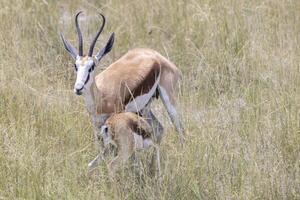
0 0 300 199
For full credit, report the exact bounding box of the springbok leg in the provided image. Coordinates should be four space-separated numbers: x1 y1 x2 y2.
140 106 163 177
148 144 161 181
88 147 110 170
108 129 134 177
88 154 103 170
142 109 164 143
158 85 185 144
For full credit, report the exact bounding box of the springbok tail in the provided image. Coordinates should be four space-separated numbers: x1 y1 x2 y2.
158 85 185 144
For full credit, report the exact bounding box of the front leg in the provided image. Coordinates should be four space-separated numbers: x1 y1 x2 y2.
108 130 135 177
88 146 110 170
88 115 109 171
108 148 133 177
88 122 116 171
93 125 104 152
88 153 103 170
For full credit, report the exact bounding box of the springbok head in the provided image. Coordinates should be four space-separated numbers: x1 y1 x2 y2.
61 11 114 95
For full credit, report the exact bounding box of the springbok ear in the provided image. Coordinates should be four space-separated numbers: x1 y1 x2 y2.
125 69 161 113
95 32 115 62
60 33 78 60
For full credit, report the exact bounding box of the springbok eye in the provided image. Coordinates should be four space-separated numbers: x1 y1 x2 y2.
88 63 95 72
103 126 108 133
100 125 109 135
74 64 78 71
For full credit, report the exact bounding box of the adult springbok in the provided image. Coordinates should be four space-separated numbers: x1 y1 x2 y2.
60 11 184 151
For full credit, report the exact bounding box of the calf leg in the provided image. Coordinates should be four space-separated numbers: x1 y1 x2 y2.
108 153 131 177
108 130 135 177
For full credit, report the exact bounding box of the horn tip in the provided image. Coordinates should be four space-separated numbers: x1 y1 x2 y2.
75 11 83 17
98 13 105 20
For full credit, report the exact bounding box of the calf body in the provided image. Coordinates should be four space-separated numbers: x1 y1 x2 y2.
88 112 160 176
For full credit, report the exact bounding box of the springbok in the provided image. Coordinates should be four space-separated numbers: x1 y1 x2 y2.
60 11 184 154
88 112 159 176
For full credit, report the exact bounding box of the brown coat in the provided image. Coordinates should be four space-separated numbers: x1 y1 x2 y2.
103 112 154 174
94 48 181 114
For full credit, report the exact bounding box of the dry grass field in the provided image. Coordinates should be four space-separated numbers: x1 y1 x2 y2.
0 0 300 199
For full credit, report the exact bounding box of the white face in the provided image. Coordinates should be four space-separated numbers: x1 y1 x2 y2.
74 56 95 95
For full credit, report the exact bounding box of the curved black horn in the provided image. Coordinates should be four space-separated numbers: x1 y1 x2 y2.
88 13 106 57
75 11 83 56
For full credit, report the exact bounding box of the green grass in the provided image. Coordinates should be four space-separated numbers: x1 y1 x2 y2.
0 0 300 199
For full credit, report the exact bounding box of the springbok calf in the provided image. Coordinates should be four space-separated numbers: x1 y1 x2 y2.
60 11 184 153
88 112 159 176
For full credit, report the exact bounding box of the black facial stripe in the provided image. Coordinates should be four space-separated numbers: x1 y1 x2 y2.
85 64 95 83
89 64 95 72
74 64 78 71
84 64 95 85
84 73 90 84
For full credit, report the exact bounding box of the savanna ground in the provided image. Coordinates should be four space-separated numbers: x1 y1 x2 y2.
0 0 300 199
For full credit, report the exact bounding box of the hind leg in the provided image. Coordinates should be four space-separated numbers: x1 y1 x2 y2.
158 85 185 144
